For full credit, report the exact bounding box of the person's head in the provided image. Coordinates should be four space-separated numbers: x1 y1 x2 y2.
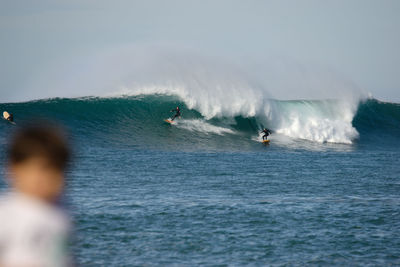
7 123 70 202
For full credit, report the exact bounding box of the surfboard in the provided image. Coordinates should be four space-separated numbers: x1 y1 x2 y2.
164 119 174 124
262 140 270 144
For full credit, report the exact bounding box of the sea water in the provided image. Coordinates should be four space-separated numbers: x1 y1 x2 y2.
0 96 399 266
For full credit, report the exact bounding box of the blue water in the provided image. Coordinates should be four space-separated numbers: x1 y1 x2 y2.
1 96 400 266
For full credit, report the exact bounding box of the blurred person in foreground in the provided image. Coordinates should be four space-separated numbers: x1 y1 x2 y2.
0 123 72 267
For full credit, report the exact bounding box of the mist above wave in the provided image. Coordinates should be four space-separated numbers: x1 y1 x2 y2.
30 45 365 143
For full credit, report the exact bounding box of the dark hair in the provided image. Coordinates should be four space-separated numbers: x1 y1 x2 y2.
8 123 70 171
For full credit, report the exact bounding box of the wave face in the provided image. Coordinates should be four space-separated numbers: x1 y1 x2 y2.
1 95 399 151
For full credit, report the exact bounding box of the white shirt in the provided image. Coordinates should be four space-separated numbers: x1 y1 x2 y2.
0 192 71 267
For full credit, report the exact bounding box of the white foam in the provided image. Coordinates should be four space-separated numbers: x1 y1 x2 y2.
121 83 360 143
175 119 234 135
269 100 360 144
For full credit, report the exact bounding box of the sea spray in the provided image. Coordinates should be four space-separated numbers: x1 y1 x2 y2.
116 83 361 143
268 100 359 144
175 119 234 135
26 47 366 143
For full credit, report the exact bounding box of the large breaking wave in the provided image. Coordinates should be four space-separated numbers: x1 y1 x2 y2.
106 83 360 144
1 95 399 151
2 47 398 149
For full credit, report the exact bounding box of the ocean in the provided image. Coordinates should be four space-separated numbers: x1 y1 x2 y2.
0 95 399 266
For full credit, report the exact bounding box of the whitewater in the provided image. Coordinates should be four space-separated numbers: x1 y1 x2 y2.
111 86 359 144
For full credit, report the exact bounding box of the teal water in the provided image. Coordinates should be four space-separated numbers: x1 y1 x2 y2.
1 96 400 266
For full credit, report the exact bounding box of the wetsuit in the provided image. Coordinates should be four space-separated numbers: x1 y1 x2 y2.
8 114 13 122
171 108 181 121
261 129 271 140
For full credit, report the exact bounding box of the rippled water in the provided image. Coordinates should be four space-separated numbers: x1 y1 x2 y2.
66 142 400 266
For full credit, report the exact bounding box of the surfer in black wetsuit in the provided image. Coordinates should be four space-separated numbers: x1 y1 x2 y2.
170 106 181 121
261 128 271 141
8 113 14 122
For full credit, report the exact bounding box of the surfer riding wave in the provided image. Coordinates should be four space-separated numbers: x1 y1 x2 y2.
261 128 271 141
170 106 181 121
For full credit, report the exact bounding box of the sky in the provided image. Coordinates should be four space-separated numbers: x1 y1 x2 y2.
0 0 399 102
